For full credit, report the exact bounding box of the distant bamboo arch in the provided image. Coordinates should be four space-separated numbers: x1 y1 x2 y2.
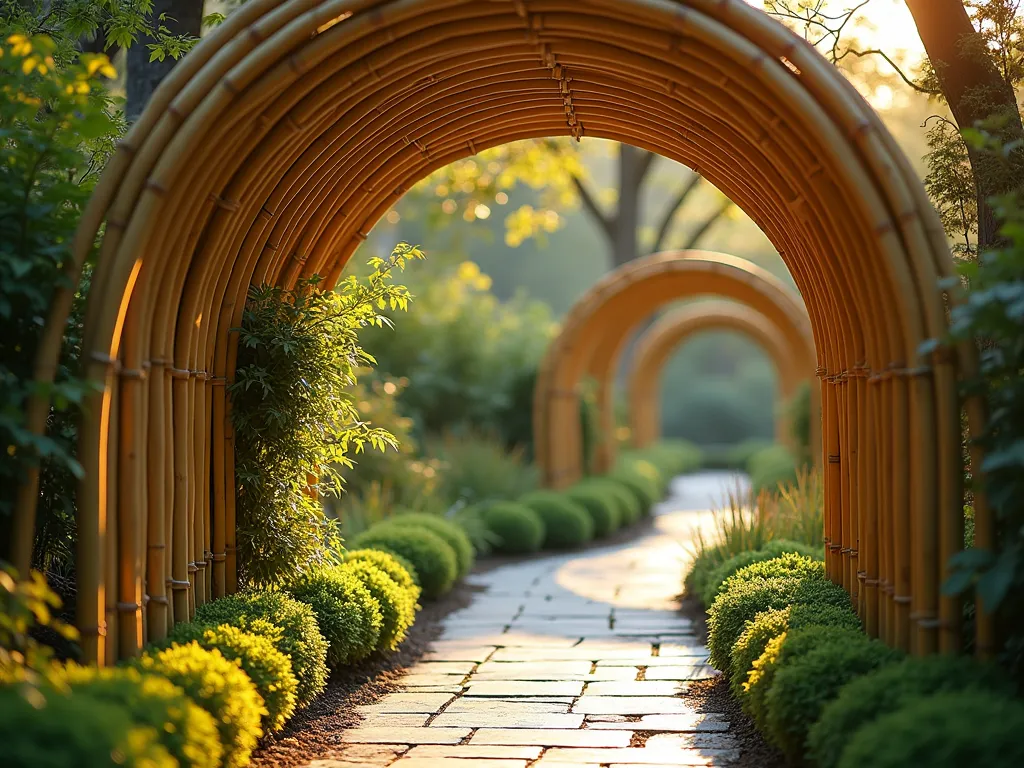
11 0 989 663
533 252 816 481
628 301 810 450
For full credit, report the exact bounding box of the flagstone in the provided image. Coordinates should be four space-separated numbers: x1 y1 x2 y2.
585 714 730 732
464 680 584 697
355 692 455 714
571 696 695 715
391 758 529 768
643 665 719 680
442 698 572 714
537 747 730 765
358 713 431 727
430 712 585 729
404 745 543 759
469 728 633 748
584 681 687 696
338 727 470 744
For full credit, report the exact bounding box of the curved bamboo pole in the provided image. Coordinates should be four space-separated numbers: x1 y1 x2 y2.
9 0 977 662
626 302 808 450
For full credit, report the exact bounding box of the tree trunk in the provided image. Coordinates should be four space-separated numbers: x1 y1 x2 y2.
126 0 204 122
905 0 1024 250
611 145 648 267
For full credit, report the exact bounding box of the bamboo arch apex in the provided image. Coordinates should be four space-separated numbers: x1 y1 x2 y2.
5 0 984 663
627 301 813 452
532 251 817 480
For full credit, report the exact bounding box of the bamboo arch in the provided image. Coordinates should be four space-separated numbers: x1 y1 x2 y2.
11 0 988 663
533 252 816 481
627 301 810 450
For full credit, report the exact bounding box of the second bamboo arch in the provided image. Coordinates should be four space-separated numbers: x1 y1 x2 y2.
534 251 816 480
628 301 812 452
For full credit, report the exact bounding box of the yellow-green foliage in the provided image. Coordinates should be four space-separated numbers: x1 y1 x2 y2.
701 541 823 606
478 501 545 553
808 656 1016 768
713 553 824 604
351 524 458 599
707 573 850 670
62 664 221 768
342 560 418 651
193 590 328 708
135 642 264 768
288 566 382 667
387 513 475 578
744 625 865 732
344 548 421 594
729 603 860 702
166 623 298 733
0 684 176 768
836 693 1024 768
563 484 621 536
764 633 901 761
518 491 595 549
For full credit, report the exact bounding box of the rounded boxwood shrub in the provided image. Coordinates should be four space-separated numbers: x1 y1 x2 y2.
580 477 641 525
479 501 545 554
287 566 383 667
387 513 475 578
708 552 824 607
166 622 298 733
135 641 265 768
836 692 1024 768
745 625 866 732
707 573 850 670
62 664 221 768
344 548 420 593
563 484 621 537
518 491 595 549
0 685 175 768
701 543 822 605
808 655 1016 768
342 559 418 651
192 589 328 708
607 470 659 512
729 602 860 700
351 524 458 600
764 632 901 760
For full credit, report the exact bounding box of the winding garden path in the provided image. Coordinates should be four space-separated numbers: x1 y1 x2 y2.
308 472 747 768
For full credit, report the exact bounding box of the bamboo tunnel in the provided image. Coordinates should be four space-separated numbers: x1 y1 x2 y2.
13 0 984 663
626 301 811 451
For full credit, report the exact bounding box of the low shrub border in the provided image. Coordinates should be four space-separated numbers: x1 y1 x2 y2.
518 490 595 549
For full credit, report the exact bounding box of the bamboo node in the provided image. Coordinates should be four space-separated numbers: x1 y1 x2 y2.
210 377 227 386
116 139 136 155
210 193 241 212
145 179 168 196
246 25 264 44
116 602 141 613
849 363 870 378
119 367 147 381
873 219 895 236
291 251 308 264
187 563 199 574
167 579 190 590
78 624 107 638
211 553 227 562
260 205 275 219
107 216 127 231
893 595 912 605
90 351 117 368
827 454 840 463
864 578 880 586
815 366 827 377
828 543 843 552
914 617 942 629
149 595 169 605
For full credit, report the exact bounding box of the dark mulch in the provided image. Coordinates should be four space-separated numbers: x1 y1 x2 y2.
679 593 786 768
249 579 478 767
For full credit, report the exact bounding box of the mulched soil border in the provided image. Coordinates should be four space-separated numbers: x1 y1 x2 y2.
250 513 658 766
678 594 787 768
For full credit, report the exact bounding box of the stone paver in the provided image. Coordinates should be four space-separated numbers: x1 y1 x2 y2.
306 473 740 767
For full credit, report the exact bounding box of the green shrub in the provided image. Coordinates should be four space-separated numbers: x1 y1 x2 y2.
580 477 642 525
697 541 823 606
351 524 458 599
809 656 1016 768
387 512 475 578
451 503 501 555
518 491 594 549
836 692 1024 768
478 501 546 553
748 444 798 494
61 664 221 768
342 560 417 651
0 684 175 768
729 603 860 701
429 431 539 505
344 548 421 594
287 566 383 667
135 642 264 768
165 622 298 733
708 552 824 606
707 573 850 670
616 454 666 493
607 469 660 511
764 632 901 760
745 625 866 732
563 484 621 537
192 590 328 708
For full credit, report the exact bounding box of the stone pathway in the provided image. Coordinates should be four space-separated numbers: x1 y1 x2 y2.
311 473 743 768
